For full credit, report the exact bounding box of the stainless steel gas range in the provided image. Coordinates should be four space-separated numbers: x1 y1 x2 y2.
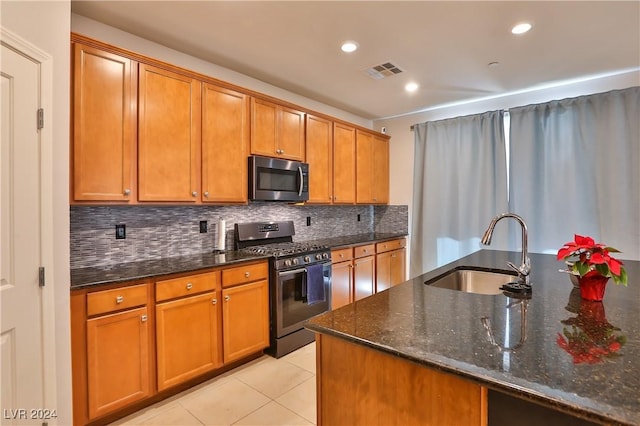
235 221 331 358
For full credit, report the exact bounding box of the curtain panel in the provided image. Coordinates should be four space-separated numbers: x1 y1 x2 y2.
411 111 508 277
508 87 640 260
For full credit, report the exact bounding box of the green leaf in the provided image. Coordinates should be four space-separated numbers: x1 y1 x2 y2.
605 246 621 253
576 261 590 276
595 263 610 277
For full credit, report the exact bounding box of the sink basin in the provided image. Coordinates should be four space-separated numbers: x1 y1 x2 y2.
425 268 518 295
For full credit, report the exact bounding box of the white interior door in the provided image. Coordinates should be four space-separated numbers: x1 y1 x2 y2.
0 41 49 425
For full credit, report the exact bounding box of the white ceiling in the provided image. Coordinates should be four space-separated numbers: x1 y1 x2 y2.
71 1 640 120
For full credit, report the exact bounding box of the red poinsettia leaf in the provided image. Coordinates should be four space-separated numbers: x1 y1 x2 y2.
557 247 574 260
574 234 595 247
589 252 607 264
608 257 622 276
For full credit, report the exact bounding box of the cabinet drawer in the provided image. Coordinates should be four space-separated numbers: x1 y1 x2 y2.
156 272 219 302
376 238 406 253
222 262 268 288
331 248 353 262
354 244 375 258
87 284 148 317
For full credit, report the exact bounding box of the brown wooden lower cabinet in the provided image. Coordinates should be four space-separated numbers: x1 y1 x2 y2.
353 255 375 301
222 279 270 363
155 291 221 391
330 260 353 310
71 260 269 425
376 247 406 292
316 333 488 426
86 306 151 419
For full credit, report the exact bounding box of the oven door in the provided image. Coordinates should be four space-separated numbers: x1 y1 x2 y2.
275 262 331 337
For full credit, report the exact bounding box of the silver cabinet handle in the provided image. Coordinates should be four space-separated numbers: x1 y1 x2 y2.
339 254 344 258
192 191 197 197
212 298 217 305
124 188 131 196
392 254 397 258
224 295 230 302
204 191 209 197
373 198 377 202
116 295 124 304
244 271 250 278
141 314 147 322
186 283 193 290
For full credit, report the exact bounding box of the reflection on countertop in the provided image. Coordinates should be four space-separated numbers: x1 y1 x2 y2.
306 250 640 426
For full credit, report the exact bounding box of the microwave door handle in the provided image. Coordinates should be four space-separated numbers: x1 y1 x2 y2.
298 166 304 197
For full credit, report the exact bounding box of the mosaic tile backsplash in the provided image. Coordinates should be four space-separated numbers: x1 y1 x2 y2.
70 203 408 269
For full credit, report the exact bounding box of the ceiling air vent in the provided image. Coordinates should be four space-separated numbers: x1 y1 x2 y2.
363 62 404 80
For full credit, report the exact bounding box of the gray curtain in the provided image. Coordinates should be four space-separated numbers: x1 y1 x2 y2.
508 87 640 260
411 111 508 277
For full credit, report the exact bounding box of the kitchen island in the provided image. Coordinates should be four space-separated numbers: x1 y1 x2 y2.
306 250 639 426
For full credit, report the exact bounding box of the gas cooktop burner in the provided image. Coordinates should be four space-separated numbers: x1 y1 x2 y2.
240 241 328 257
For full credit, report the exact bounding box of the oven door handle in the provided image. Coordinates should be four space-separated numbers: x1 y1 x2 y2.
279 267 308 276
298 166 304 197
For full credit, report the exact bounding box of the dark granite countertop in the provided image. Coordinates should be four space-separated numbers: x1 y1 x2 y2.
70 251 270 289
70 232 408 290
306 250 640 426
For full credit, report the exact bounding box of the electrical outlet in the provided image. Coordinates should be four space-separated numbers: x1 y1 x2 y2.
357 214 361 222
306 216 311 226
199 220 208 233
115 224 126 239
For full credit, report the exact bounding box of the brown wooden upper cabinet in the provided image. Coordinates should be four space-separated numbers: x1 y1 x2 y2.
250 98 305 161
306 115 333 204
202 84 250 203
333 122 357 204
356 130 389 204
138 64 202 202
72 43 136 202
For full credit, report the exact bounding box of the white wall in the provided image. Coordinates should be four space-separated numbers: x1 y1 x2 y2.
1 1 72 424
71 13 373 129
375 70 640 275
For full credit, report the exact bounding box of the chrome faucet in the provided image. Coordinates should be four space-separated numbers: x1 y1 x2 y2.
481 213 530 285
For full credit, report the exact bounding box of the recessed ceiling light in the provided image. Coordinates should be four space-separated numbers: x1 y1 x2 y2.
405 82 419 93
511 22 532 35
341 41 359 53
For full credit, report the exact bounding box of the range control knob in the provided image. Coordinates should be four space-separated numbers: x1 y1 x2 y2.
304 256 311 263
315 254 322 260
322 253 329 259
292 258 299 265
284 259 292 267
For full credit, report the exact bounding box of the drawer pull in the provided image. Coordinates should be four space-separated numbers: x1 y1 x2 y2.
339 254 344 258
212 298 217 305
123 188 131 196
363 249 367 253
141 314 147 322
225 295 230 302
186 283 193 290
116 295 124 304
244 271 250 278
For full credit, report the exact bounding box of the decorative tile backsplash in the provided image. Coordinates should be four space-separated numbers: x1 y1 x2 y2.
70 203 408 269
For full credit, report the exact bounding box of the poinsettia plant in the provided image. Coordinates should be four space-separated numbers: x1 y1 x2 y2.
557 234 628 286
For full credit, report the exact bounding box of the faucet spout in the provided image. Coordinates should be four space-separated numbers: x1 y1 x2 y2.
481 213 530 285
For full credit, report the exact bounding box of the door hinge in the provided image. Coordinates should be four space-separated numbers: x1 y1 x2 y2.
39 266 45 287
37 108 44 130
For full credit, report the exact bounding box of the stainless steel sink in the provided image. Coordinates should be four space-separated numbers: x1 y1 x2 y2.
425 268 518 295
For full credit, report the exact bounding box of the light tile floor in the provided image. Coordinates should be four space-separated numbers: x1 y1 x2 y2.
110 343 316 426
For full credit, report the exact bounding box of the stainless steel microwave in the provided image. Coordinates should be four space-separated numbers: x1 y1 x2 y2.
249 155 309 202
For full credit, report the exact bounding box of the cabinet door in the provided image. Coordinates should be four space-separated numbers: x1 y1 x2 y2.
279 106 306 161
306 115 333 204
156 292 221 390
355 130 374 204
375 251 392 293
373 136 389 204
72 43 135 201
86 307 150 419
333 123 356 204
202 84 249 203
331 261 353 310
390 248 406 287
138 64 201 201
222 280 269 363
250 97 278 157
353 255 375 301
